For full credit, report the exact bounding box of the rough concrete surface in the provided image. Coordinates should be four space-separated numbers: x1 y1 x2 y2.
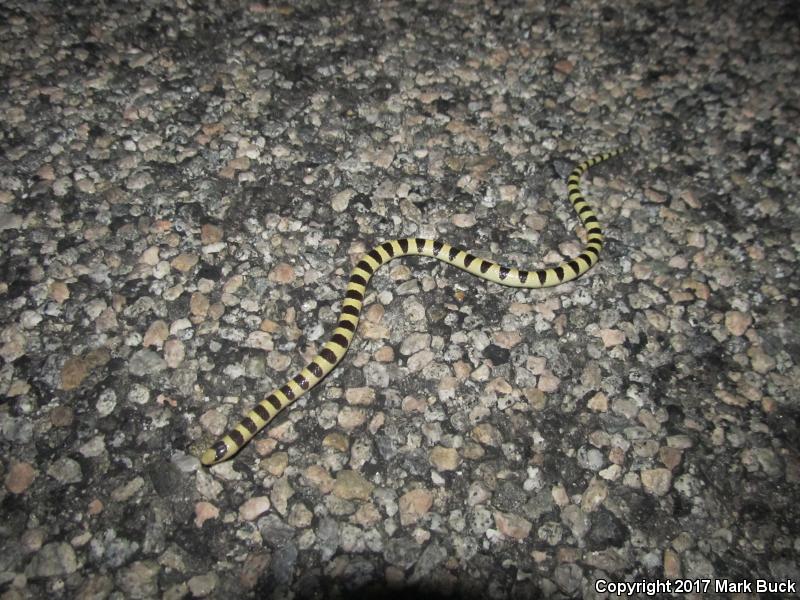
1 0 798 598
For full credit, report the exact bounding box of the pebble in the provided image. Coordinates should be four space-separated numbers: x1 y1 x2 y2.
352 503 380 527
187 573 218 597
246 331 273 351
640 468 673 496
171 252 198 272
52 177 72 196
407 349 435 371
201 224 223 244
129 349 167 376
239 497 271 521
111 477 144 502
194 502 219 528
384 537 421 570
269 263 296 284
322 432 349 453
402 395 427 413
190 292 210 317
46 457 82 485
587 392 609 412
492 331 522 349
724 310 751 336
21 528 46 553
470 363 490 381
223 274 244 294
400 333 431 356
554 59 574 75
337 407 367 430
561 505 590 539
19 310 42 329
596 328 626 348
143 320 169 347
304 466 334 493
471 423 502 447
332 189 355 212
493 512 532 540
96 389 117 418
663 548 681 579
140 246 160 266
659 447 683 470
117 560 159 599
199 410 227 436
271 477 294 515
163 339 185 368
196 470 223 500
345 387 375 405
5 462 36 494
78 435 106 458
95 307 118 331
267 352 292 372
373 345 394 362
49 281 70 303
437 378 458 403
289 504 314 528
398 489 434 526
429 446 460 471
599 464 622 481
452 213 477 227
580 478 608 512
28 542 77 577
747 346 776 373
332 470 373 500
60 356 89 390
262 452 289 476
49 405 74 427
537 370 560 392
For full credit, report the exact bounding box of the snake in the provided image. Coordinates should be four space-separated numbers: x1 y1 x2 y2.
201 147 627 465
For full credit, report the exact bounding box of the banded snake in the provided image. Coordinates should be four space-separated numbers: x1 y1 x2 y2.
201 147 626 465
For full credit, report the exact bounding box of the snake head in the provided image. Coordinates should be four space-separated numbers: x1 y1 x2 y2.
201 440 229 466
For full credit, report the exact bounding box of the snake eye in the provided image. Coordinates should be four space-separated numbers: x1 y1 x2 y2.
213 441 228 461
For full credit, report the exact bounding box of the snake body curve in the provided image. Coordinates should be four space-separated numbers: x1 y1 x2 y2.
201 148 626 465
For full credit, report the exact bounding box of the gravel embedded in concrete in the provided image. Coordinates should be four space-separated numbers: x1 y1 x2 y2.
1 1 799 598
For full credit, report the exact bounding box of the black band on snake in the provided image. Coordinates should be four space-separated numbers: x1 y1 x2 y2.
201 147 627 466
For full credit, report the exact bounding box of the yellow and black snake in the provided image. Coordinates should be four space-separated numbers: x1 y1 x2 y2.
201 147 626 465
